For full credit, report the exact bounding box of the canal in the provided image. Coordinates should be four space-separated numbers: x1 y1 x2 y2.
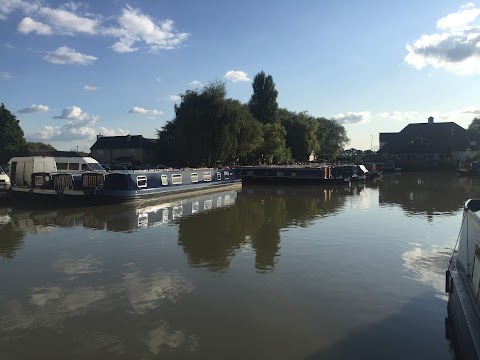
0 171 478 359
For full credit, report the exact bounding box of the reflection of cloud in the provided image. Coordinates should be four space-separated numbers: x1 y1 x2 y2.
124 269 194 314
52 255 103 275
402 245 451 300
74 332 125 355
146 321 198 353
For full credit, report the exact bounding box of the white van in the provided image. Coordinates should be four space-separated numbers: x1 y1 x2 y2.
54 157 104 172
0 165 11 190
7 156 57 187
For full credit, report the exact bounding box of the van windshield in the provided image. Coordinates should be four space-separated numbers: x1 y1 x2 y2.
89 163 105 171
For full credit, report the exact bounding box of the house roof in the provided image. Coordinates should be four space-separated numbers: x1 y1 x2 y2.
90 135 157 150
379 122 469 154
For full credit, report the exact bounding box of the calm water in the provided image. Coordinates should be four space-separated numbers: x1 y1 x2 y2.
1 172 479 359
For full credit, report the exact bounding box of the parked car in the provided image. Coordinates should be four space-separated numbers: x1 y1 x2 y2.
0 166 11 190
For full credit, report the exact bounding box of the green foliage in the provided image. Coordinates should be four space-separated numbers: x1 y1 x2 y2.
280 109 319 162
0 103 29 164
261 122 291 164
315 117 350 161
28 142 56 151
468 117 480 138
157 82 263 166
248 71 279 124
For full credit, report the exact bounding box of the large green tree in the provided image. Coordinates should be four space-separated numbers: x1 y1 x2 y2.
248 71 279 125
0 103 28 164
280 109 319 162
28 142 56 152
157 82 263 166
315 117 349 161
468 117 480 138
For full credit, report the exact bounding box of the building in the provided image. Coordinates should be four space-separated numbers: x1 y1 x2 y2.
90 135 157 165
378 117 476 169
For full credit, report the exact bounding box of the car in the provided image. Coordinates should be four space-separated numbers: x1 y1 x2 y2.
0 166 11 190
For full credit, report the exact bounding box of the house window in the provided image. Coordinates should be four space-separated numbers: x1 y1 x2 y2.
161 174 168 186
97 149 104 156
137 176 147 188
128 148 136 155
171 174 182 185
203 172 212 182
191 173 198 183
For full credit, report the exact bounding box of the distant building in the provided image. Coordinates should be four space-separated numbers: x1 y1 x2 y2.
378 117 476 169
90 135 157 165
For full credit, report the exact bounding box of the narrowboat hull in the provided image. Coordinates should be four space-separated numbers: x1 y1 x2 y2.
7 168 241 204
445 199 480 359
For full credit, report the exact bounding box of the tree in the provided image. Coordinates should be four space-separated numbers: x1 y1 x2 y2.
28 142 56 152
315 117 349 161
248 71 279 125
261 122 291 164
157 82 263 166
0 103 28 164
468 118 480 138
280 109 319 162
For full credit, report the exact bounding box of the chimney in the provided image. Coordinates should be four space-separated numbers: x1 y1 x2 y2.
428 116 434 124
127 134 131 141
97 133 102 140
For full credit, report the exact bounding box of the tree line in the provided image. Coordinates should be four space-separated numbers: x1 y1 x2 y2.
157 71 349 167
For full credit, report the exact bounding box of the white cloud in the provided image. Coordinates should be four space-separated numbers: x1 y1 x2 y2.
83 85 97 91
0 0 39 21
332 112 371 124
37 7 99 34
405 4 480 74
461 107 480 114
168 95 181 102
18 104 49 113
43 46 97 65
188 80 202 87
377 111 420 122
17 17 52 34
0 72 12 80
224 70 251 82
110 6 189 53
98 127 129 136
128 107 163 116
53 106 92 121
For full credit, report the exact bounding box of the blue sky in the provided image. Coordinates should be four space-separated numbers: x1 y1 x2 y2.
1 0 479 152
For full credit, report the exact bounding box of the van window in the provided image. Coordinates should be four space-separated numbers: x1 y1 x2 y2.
46 162 55 172
57 163 68 170
34 163 45 172
82 164 89 171
69 163 79 170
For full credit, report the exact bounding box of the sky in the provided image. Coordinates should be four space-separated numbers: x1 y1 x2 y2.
0 0 480 152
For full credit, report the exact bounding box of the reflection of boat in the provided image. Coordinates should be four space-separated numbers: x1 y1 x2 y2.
445 199 480 359
457 161 480 177
8 190 239 234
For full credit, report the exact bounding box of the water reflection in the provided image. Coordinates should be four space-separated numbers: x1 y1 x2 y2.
373 171 477 219
179 185 361 272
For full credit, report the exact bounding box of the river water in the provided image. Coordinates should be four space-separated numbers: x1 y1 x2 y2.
0 172 478 359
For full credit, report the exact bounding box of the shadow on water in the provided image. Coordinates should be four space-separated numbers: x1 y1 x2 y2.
305 293 451 360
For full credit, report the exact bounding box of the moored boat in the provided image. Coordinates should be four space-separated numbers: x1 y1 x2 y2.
445 199 480 359
236 165 350 185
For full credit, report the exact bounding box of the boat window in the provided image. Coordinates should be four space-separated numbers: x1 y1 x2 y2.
171 174 182 185
224 171 230 180
69 163 80 170
247 170 253 176
472 244 480 298
217 172 222 180
277 171 284 176
161 174 168 186
191 173 198 183
137 176 147 188
203 172 212 182
57 163 68 170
